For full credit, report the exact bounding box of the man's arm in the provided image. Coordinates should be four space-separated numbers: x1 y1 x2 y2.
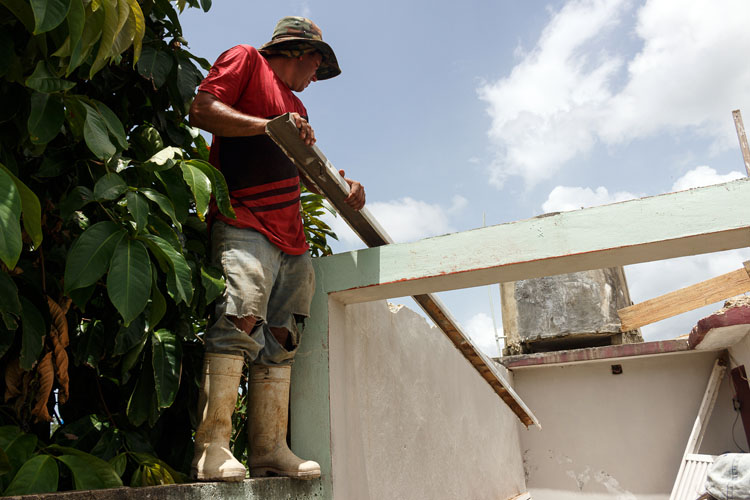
189 91 316 145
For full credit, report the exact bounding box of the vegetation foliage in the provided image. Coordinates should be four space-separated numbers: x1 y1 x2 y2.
0 0 336 495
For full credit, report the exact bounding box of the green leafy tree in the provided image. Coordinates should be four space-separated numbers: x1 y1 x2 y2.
0 0 336 494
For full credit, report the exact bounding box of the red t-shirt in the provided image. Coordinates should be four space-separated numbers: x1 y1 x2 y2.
198 45 308 255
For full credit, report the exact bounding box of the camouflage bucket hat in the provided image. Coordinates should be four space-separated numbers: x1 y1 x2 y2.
258 16 341 80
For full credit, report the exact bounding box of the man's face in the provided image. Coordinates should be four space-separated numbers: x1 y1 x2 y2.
291 51 323 92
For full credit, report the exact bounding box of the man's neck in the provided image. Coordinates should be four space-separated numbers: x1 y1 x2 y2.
266 56 295 90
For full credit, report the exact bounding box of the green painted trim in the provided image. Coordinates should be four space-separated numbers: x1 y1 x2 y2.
316 179 750 302
290 261 333 498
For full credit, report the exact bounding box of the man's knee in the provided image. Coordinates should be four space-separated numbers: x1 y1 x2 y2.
228 315 259 335
270 326 292 350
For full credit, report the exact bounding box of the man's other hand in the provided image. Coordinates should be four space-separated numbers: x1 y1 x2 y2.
339 170 365 211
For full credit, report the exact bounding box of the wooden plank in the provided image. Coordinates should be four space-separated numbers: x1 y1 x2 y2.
265 114 540 429
266 114 392 247
733 109 750 176
669 358 726 500
618 266 750 331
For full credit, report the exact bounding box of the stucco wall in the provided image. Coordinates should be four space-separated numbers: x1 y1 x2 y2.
327 299 526 500
729 331 750 367
512 350 739 500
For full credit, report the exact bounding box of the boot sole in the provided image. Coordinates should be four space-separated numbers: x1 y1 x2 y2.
250 467 321 480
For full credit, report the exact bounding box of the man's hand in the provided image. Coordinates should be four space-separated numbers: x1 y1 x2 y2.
290 112 316 146
339 169 365 210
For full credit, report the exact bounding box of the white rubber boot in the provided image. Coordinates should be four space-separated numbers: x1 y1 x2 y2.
191 353 247 481
248 365 321 479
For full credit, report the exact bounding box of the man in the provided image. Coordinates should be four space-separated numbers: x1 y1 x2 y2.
188 16 365 482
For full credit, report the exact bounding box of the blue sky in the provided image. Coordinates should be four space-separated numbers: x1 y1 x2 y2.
180 0 750 357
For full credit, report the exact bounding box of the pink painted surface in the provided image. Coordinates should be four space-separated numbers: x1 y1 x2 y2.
688 305 750 349
500 339 690 368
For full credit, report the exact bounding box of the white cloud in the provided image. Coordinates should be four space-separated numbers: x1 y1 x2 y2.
462 312 503 358
542 185 638 212
324 195 469 249
671 165 744 191
479 0 750 187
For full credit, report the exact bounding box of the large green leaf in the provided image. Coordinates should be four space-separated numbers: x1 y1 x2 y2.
65 0 85 63
73 319 105 369
19 297 45 371
0 163 43 249
185 159 235 219
0 0 34 32
62 95 86 138
94 101 127 150
155 167 189 223
109 453 127 478
0 268 21 330
107 238 151 325
28 92 64 145
114 314 146 355
64 221 126 292
30 0 70 34
3 455 58 495
120 328 147 379
3 432 37 473
82 103 116 159
68 2 105 74
126 191 148 232
148 268 166 329
56 454 123 490
25 61 76 93
110 1 134 60
89 427 122 461
0 447 10 476
137 46 173 89
0 426 22 450
140 188 181 231
0 169 22 269
127 360 153 426
59 185 94 219
174 51 202 105
200 265 224 305
145 215 180 250
151 329 181 408
141 234 192 305
179 162 211 220
93 172 127 200
125 0 144 63
89 0 119 77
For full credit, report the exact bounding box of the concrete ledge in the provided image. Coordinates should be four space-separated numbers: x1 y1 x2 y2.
689 305 750 349
498 339 691 369
7 478 326 500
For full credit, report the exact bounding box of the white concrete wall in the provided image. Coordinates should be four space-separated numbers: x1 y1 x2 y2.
729 332 750 368
512 350 739 500
328 300 526 500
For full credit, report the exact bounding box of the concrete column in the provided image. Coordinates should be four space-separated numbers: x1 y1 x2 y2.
501 267 642 354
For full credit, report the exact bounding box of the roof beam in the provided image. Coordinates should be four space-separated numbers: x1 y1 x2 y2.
314 178 750 303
